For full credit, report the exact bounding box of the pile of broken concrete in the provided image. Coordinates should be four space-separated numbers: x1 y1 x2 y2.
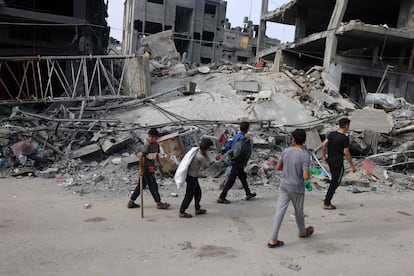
1 61 414 199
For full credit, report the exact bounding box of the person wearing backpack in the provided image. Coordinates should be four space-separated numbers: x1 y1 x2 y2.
216 121 256 204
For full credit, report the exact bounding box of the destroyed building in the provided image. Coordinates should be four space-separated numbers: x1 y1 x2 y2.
222 17 280 64
0 0 109 56
257 0 414 104
122 0 227 64
1 0 414 198
0 0 114 105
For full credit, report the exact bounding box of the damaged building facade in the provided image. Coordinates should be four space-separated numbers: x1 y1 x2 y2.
222 17 280 64
123 0 227 64
0 0 109 56
0 0 113 105
0 1 152 105
258 0 414 104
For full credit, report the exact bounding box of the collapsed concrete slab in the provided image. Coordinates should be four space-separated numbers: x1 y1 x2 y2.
122 155 139 169
70 144 101 159
140 30 180 61
351 108 394 134
305 129 322 151
252 93 317 128
233 81 260 93
310 91 355 112
101 134 134 155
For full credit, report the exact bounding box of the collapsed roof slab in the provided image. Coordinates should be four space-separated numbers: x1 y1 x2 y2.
350 108 394 134
337 22 414 45
263 0 334 29
252 93 318 128
259 20 414 61
264 0 403 27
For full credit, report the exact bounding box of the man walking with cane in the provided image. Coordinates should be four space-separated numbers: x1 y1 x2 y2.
127 128 169 210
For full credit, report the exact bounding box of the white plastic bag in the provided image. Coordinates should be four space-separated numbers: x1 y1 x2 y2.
174 147 199 189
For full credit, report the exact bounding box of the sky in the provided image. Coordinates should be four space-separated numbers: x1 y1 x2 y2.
107 0 294 43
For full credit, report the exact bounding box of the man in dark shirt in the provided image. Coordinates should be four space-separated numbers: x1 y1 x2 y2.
321 118 356 210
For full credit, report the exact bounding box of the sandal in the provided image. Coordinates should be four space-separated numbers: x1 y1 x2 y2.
195 209 207 215
323 204 336 210
267 240 284 248
298 226 314 238
179 212 192 218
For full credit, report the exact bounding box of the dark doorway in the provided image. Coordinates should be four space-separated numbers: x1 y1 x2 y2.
340 74 385 105
175 6 193 55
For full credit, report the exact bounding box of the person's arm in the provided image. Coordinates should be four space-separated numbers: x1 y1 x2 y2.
276 161 283 170
303 168 310 180
217 134 238 159
321 138 329 162
221 137 235 155
344 147 356 172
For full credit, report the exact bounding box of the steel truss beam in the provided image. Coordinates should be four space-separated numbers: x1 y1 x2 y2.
0 55 140 105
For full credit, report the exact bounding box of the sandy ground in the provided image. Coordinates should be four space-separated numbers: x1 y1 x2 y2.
1 177 414 276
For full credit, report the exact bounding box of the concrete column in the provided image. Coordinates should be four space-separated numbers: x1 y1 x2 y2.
397 0 413 28
294 7 308 41
272 50 282 72
124 55 151 98
256 0 269 55
327 0 348 30
324 0 348 70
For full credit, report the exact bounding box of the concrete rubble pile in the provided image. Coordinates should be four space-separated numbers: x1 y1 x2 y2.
1 59 414 199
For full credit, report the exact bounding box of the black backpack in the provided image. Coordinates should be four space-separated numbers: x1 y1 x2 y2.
230 138 252 167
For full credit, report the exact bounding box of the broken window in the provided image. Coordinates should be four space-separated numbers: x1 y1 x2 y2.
5 0 74 16
404 81 414 103
174 34 190 56
134 20 143 32
202 31 214 47
148 0 164 4
344 1 400 28
340 74 386 105
175 6 193 34
237 56 248 62
204 3 216 15
194 32 201 40
145 21 163 35
251 47 257 57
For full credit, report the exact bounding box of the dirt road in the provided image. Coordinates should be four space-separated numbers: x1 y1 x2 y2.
1 177 414 275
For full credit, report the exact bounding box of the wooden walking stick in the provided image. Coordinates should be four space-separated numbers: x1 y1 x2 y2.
140 175 144 218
